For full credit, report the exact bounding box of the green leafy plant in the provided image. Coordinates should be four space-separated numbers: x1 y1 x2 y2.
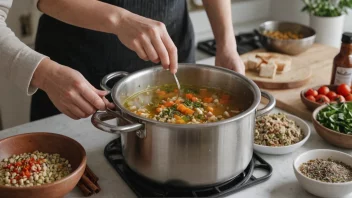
317 102 352 135
302 0 352 17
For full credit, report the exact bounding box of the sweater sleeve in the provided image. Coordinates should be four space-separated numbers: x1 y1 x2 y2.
0 0 47 95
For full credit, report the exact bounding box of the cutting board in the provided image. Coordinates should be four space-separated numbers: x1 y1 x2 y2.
249 44 338 121
241 52 312 89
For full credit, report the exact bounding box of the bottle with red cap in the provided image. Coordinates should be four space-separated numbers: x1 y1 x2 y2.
331 32 352 86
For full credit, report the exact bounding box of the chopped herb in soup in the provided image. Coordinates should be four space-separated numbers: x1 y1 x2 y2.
124 85 243 124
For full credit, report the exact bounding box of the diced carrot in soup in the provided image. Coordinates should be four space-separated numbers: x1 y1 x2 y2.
191 97 198 102
184 109 194 115
185 94 193 100
174 115 182 120
203 97 213 103
165 101 174 107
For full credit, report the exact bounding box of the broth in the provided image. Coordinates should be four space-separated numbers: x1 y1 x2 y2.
124 84 243 124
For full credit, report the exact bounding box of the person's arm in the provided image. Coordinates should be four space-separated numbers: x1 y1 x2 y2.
0 0 111 120
0 0 46 95
202 0 245 74
38 0 178 73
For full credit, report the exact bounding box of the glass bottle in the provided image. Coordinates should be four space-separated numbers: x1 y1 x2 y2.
331 32 352 85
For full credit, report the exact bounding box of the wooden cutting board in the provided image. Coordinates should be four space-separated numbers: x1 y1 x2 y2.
247 44 338 121
241 52 312 89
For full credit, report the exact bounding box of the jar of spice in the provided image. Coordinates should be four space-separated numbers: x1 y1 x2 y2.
331 32 352 85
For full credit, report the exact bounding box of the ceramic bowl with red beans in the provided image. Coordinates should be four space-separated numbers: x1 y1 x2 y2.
300 84 352 111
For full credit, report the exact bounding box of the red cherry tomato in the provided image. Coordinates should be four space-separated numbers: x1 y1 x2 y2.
333 95 346 103
315 95 330 104
337 84 351 96
305 89 318 97
306 95 316 102
326 91 337 100
345 94 352 101
318 86 330 95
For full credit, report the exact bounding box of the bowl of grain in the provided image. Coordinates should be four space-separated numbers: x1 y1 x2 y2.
0 132 87 198
254 113 310 155
293 149 352 198
256 21 316 55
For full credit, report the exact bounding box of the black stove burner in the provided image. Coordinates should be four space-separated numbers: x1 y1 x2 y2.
104 138 272 198
197 31 262 56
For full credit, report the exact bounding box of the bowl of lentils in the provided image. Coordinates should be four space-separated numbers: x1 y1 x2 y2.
0 132 87 198
254 113 310 155
293 149 352 198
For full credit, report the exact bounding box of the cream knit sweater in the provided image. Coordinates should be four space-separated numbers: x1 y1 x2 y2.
0 0 46 95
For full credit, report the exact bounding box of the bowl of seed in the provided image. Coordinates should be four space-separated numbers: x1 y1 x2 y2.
0 132 87 198
293 149 352 198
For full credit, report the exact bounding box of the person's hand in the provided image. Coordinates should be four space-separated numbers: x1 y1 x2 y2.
31 58 114 120
215 46 245 75
113 10 178 73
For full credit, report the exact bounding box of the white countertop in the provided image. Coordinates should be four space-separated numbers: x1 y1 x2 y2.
1 57 352 198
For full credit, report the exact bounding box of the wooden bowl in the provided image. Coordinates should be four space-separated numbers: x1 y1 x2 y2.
0 132 87 198
312 103 352 149
300 85 338 111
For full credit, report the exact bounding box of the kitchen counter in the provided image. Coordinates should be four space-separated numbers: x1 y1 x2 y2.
1 58 352 198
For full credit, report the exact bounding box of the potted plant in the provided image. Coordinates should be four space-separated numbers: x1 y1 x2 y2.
302 0 352 47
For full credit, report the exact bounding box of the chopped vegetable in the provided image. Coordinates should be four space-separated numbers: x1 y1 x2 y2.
124 84 243 124
316 102 352 135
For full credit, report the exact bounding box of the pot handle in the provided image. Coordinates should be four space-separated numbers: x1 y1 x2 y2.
256 90 276 116
91 109 144 134
100 71 129 92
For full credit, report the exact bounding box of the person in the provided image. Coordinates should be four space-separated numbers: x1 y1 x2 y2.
31 0 245 121
0 0 114 120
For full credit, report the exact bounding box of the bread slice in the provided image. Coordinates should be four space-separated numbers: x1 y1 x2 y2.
259 61 277 78
272 56 292 74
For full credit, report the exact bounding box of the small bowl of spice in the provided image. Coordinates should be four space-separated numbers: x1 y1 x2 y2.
254 113 310 155
293 149 352 198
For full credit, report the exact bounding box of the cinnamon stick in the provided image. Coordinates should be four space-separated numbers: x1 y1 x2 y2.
95 182 101 193
85 165 99 183
81 174 99 193
78 182 93 197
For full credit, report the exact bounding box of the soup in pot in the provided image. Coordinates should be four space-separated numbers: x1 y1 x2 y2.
124 84 243 124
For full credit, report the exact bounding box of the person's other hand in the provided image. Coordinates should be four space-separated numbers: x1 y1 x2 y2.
215 46 245 75
113 11 178 73
31 58 114 120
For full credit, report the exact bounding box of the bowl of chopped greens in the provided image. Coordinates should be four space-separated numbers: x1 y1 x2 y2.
293 149 352 198
313 102 352 149
254 113 310 155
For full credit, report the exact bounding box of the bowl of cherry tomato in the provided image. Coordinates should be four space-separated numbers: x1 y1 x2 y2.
300 84 352 111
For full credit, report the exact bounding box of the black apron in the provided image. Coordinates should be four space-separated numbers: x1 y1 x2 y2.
31 0 195 121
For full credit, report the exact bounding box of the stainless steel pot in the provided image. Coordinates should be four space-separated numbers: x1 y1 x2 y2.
91 64 275 187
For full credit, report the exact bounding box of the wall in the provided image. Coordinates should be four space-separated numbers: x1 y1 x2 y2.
270 0 352 31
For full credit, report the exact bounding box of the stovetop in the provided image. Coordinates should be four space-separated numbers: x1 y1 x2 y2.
197 32 262 56
104 138 272 198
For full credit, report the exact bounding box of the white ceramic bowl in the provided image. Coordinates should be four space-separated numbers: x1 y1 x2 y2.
293 149 352 198
253 113 310 155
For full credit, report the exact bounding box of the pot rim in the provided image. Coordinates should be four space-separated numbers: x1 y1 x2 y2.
111 64 261 128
